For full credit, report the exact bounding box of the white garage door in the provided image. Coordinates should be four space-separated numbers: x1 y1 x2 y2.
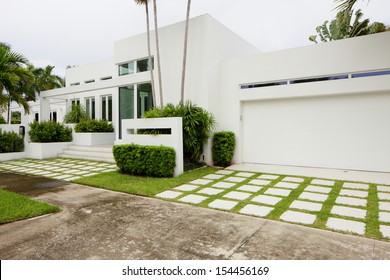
242 92 390 172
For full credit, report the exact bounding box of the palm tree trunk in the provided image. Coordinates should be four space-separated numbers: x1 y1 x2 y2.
153 0 163 107
145 3 156 107
7 99 11 124
180 0 191 104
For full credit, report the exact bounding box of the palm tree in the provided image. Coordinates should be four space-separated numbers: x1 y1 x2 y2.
28 64 64 94
180 0 191 104
0 44 34 123
152 0 163 107
134 0 156 107
334 0 360 11
309 9 386 43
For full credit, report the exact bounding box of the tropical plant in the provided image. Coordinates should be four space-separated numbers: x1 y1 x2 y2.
28 64 64 95
309 9 387 43
0 44 34 123
144 101 216 162
0 114 6 124
334 0 361 11
134 0 156 106
63 104 89 123
180 0 192 104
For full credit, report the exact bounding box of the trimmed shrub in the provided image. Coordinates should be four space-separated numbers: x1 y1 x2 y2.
75 119 114 133
212 131 236 167
0 130 24 153
143 101 216 162
28 121 72 143
63 104 89 124
113 144 176 177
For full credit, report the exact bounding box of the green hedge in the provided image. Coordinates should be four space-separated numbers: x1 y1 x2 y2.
113 144 176 177
75 119 114 133
28 121 72 143
0 130 24 153
212 131 236 167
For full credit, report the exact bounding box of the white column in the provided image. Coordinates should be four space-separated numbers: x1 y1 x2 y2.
40 97 51 122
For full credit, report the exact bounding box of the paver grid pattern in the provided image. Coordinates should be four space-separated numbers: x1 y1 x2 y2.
155 170 390 240
0 158 117 182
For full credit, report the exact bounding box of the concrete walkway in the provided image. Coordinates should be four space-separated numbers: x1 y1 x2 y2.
0 172 389 260
229 163 390 185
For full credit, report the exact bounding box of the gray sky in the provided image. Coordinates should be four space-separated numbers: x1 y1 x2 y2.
1 0 389 76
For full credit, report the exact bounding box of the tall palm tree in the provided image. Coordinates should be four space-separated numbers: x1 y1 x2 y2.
180 0 191 104
134 0 156 107
0 44 34 123
152 0 163 107
334 0 359 11
28 64 64 95
309 8 386 43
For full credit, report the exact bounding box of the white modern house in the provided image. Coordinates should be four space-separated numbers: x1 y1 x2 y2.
3 14 390 173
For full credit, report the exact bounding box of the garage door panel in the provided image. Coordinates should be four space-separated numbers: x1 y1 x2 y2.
242 93 390 172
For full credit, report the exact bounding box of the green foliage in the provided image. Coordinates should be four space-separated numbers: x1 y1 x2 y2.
0 114 6 124
63 104 89 124
113 144 176 177
28 121 72 143
212 131 236 167
144 101 216 162
75 119 114 133
309 9 388 43
0 129 24 153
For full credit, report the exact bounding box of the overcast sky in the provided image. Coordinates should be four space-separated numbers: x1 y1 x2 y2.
1 0 389 76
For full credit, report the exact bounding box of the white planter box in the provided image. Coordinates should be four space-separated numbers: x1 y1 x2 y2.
25 142 71 159
72 133 115 146
0 152 26 162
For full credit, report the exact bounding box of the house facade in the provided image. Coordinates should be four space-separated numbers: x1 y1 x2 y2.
4 14 390 172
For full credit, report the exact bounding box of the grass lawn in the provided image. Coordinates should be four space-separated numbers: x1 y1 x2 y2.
75 167 219 197
0 189 60 224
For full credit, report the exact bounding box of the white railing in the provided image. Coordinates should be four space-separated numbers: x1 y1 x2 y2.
116 117 183 177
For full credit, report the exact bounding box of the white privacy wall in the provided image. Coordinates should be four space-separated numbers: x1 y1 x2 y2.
218 32 390 172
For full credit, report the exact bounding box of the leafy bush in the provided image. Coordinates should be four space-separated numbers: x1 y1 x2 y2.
63 104 89 124
0 115 6 124
75 119 114 133
0 129 24 153
144 101 216 162
28 121 72 143
212 131 236 167
113 144 176 177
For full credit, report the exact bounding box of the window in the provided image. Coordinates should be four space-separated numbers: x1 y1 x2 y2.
85 97 95 119
101 95 112 122
100 76 112 81
70 82 80 86
71 99 80 106
50 111 57 122
34 113 39 122
85 79 95 84
137 83 153 118
119 62 135 76
137 57 154 73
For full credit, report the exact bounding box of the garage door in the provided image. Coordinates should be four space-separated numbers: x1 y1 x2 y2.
242 92 390 172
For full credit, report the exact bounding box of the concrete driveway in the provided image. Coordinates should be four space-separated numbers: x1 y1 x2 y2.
0 171 389 260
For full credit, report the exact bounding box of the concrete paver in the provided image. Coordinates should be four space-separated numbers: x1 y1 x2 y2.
379 202 390 211
224 176 246 183
236 185 262 193
326 217 365 235
343 182 369 190
189 179 212 185
257 174 279 180
265 188 291 197
283 177 305 183
197 187 224 195
379 212 390 223
380 225 390 238
339 189 368 198
299 192 328 202
305 185 332 194
223 191 252 201
248 179 272 186
331 206 367 219
335 196 367 207
235 172 255 178
155 190 182 199
174 184 200 191
311 179 335 186
378 186 390 193
290 200 323 212
274 182 299 189
239 204 273 217
208 199 238 210
378 193 390 200
212 182 236 189
280 210 317 225
251 195 282 206
179 194 208 204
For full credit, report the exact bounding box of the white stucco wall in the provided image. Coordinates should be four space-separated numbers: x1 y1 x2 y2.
218 32 390 172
